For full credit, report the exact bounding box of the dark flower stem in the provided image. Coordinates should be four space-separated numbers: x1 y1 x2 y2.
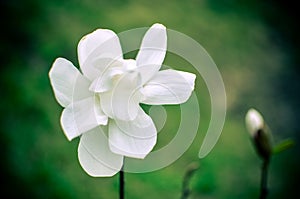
120 165 124 199
259 160 269 199
180 163 199 199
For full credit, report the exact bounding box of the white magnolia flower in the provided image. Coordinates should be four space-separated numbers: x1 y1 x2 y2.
49 23 196 177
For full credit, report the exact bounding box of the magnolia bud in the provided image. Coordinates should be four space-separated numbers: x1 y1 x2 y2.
245 109 272 161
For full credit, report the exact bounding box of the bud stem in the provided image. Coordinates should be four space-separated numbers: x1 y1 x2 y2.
180 162 199 199
259 160 269 199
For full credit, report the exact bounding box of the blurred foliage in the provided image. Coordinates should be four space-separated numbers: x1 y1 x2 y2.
0 0 299 198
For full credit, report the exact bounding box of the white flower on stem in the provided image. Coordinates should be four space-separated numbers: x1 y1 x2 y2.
49 23 196 177
245 108 272 160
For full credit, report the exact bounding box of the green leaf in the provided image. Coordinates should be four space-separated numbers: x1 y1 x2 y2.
273 139 295 154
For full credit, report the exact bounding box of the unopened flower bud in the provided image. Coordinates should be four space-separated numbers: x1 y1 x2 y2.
245 109 272 161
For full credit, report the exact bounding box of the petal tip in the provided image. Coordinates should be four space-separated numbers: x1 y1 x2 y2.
151 23 166 30
78 151 120 177
49 57 64 76
60 108 79 141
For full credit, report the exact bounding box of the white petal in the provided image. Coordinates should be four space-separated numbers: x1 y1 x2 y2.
61 97 108 141
141 69 196 105
100 90 114 119
109 109 157 159
78 127 123 177
136 23 167 84
100 72 143 121
49 58 92 107
77 29 123 80
245 108 264 137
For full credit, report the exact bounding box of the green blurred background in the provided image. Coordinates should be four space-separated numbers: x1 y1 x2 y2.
1 0 299 198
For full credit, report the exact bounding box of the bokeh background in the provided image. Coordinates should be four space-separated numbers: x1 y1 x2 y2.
1 0 299 198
